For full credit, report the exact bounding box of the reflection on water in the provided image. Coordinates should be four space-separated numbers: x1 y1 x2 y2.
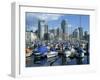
26 54 89 67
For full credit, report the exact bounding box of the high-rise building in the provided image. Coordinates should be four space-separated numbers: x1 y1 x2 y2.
57 27 62 40
38 20 48 40
78 27 83 40
72 27 83 41
43 24 49 40
44 24 48 33
73 28 79 40
49 29 57 41
26 31 37 48
49 29 57 37
61 20 68 40
57 28 60 38
84 31 89 41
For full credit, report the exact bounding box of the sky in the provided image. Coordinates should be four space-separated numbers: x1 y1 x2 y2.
25 12 89 33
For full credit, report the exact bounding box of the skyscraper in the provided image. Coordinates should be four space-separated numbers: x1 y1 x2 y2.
78 27 83 40
84 31 89 41
38 20 48 40
49 29 57 41
44 24 49 40
44 24 48 33
57 27 62 40
73 28 79 40
61 20 68 40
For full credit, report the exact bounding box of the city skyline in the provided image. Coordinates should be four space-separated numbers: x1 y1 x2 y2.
26 12 90 34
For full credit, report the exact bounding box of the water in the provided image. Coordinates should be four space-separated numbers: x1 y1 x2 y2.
26 55 89 67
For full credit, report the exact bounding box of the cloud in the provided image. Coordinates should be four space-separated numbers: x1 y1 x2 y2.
27 13 62 21
68 24 72 28
26 24 38 32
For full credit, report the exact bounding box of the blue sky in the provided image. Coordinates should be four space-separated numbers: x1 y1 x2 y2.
26 12 89 33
